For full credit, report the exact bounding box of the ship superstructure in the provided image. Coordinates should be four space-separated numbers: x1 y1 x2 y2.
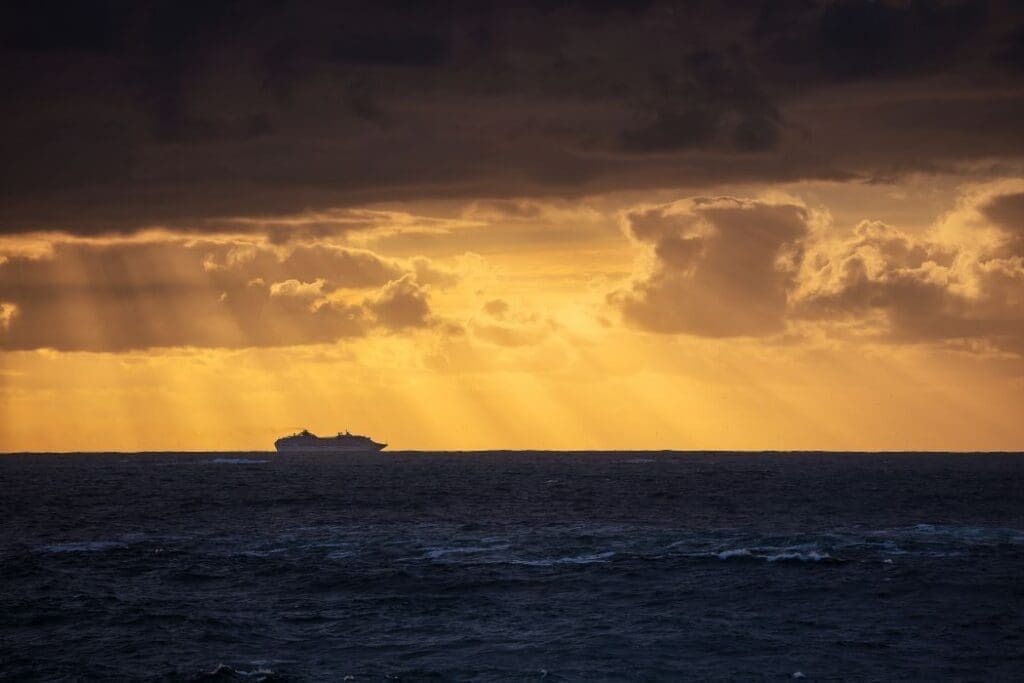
274 429 386 453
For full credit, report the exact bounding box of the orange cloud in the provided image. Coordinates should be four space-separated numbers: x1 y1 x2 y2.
366 275 433 330
268 278 328 300
0 239 450 350
482 299 510 318
608 184 1024 356
610 197 810 336
794 196 1024 353
0 302 16 330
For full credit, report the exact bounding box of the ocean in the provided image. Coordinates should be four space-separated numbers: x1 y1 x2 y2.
2 451 1023 681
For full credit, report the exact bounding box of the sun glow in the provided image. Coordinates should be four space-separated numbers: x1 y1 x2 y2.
2 180 1024 452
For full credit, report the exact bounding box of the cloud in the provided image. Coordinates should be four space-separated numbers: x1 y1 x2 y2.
2 2 1024 236
471 320 554 348
755 0 988 81
979 191 1024 253
618 49 781 154
464 201 546 222
792 188 1024 353
0 238 445 350
0 302 16 330
268 278 327 299
608 182 1024 355
471 300 557 348
216 208 472 245
1000 24 1024 71
610 197 810 336
366 275 432 330
482 299 509 318
793 221 961 332
410 257 460 288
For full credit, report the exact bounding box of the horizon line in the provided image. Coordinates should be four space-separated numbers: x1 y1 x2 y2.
2 449 1023 456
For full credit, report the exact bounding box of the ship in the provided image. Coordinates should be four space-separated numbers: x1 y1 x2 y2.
274 429 386 453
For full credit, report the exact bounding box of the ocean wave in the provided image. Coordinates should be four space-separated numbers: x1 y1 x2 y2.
673 523 1024 564
509 551 616 566
188 664 282 681
765 550 833 562
715 546 835 563
904 524 1024 544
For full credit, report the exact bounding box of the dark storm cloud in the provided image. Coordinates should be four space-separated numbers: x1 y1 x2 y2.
754 0 989 81
999 23 1024 70
618 49 781 153
2 1 1024 235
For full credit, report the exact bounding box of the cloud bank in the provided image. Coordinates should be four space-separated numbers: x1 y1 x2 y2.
2 1 1024 235
612 183 1024 354
0 240 450 350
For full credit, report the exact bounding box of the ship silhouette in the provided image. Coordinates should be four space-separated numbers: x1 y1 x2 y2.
274 429 386 453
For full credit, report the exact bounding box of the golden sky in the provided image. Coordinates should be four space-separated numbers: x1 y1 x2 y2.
2 2 1024 451
2 178 1023 451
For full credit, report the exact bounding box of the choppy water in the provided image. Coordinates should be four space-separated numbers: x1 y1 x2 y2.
2 451 1023 680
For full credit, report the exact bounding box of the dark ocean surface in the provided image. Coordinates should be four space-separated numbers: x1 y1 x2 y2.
2 452 1023 681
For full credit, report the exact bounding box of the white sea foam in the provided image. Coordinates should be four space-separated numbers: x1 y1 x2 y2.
699 524 1024 564
210 458 268 464
510 551 616 566
202 664 278 680
764 550 831 562
715 546 833 563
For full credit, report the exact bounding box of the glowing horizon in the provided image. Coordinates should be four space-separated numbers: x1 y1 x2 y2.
2 178 1023 452
2 3 1024 452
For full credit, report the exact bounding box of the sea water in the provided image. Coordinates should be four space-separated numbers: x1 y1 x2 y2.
2 451 1022 680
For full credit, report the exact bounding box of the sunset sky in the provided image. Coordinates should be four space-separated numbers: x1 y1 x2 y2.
2 1 1024 451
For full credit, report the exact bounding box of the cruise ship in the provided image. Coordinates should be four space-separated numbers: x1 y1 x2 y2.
274 429 386 453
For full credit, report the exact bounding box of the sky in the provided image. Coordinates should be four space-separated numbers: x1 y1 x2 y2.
2 0 1024 451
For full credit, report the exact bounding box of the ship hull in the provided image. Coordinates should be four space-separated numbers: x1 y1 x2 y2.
274 440 386 453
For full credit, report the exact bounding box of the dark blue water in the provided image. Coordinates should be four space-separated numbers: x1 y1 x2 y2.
2 452 1023 681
